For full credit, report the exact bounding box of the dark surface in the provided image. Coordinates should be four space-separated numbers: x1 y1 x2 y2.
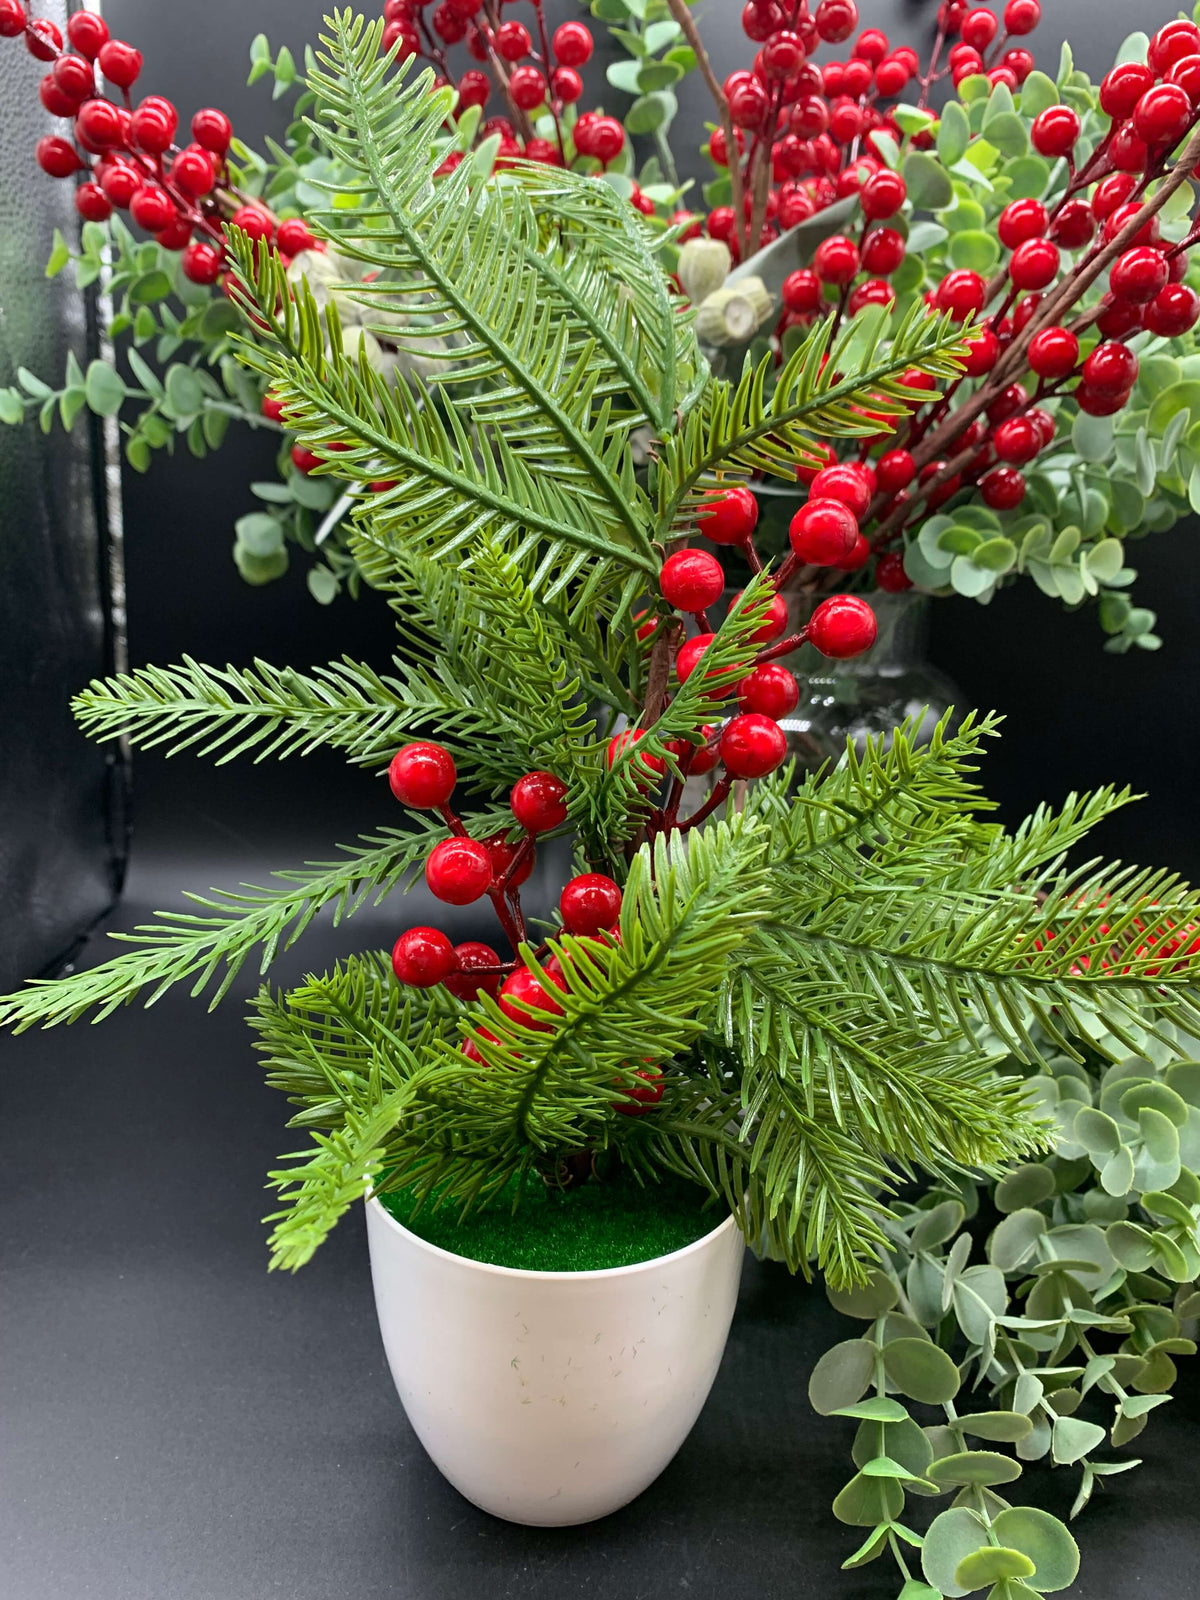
0 0 126 991
2 892 1199 1600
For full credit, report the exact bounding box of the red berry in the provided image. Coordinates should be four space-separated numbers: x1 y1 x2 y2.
988 383 1027 425
1003 46 1034 82
860 169 906 220
980 466 1026 510
444 942 503 1002
52 54 96 105
998 197 1048 250
848 279 897 315
1053 199 1095 251
673 635 721 690
1134 83 1193 147
73 183 111 223
936 269 987 320
738 663 800 718
495 19 531 59
809 464 872 518
1031 105 1079 158
743 0 785 43
961 328 1000 377
1110 246 1169 304
1028 326 1079 379
232 205 273 243
815 0 858 45
0 2 27 39
509 66 546 110
549 65 582 102
41 74 82 118
172 147 215 198
552 20 593 67
483 830 534 890
157 215 192 253
98 160 138 207
861 227 905 275
499 965 565 1030
66 11 108 55
661 549 725 613
1075 384 1128 417
1091 173 1137 223
425 837 493 905
129 107 174 156
389 741 457 809
1149 19 1200 77
875 550 912 592
993 416 1040 465
1082 341 1138 397
813 234 860 285
876 449 915 492
1003 0 1040 33
614 1066 665 1115
290 445 323 474
874 57 911 95
853 26 889 64
762 29 806 79
588 116 625 164
789 498 860 565
1100 62 1155 122
1109 122 1149 173
697 485 758 545
74 98 124 153
782 271 825 322
36 136 83 178
1145 281 1200 335
560 873 622 936
829 102 863 144
1168 53 1200 107
729 77 770 130
808 595 877 658
392 926 457 988
1028 408 1056 450
24 15 61 58
181 241 223 285
719 713 788 778
191 107 233 154
1009 238 1059 291
510 770 568 833
431 1 468 43
97 40 143 90
130 186 175 233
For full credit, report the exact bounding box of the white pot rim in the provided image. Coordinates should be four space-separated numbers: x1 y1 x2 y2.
365 1191 738 1283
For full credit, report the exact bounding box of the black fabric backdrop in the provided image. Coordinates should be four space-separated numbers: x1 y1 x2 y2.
2 5 1200 1599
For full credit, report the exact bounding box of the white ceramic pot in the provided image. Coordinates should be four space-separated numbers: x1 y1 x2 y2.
365 1197 745 1526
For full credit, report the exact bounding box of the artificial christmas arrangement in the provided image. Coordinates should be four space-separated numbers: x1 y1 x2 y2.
6 11 1200 1589
4 2 1200 655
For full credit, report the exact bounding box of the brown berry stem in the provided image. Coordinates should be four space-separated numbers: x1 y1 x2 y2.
664 0 748 259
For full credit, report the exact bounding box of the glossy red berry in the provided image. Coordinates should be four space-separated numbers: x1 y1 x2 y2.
1003 0 1040 33
588 116 625 164
980 466 1026 510
172 147 215 197
1109 122 1149 173
290 445 323 474
509 65 547 111
1074 384 1127 417
97 161 137 208
860 169 906 220
24 15 61 58
270 219 314 260
875 550 912 592
392 926 457 988
781 270 822 316
1009 238 1059 291
97 40 143 90
494 19 530 60
1027 326 1079 380
1149 19 1200 77
815 0 858 44
861 227 905 275
729 77 770 130
809 464 872 518
1168 53 1200 107
41 74 82 119
993 416 1040 465
998 198 1048 250
35 136 83 178
425 837 493 905
960 328 1000 377
1134 83 1193 147
551 20 593 68
0 2 28 39
808 595 877 658
1110 246 1169 304
1052 198 1095 251
73 183 112 223
499 965 565 1030
1100 61 1155 122
762 29 807 79
614 1066 665 1115
660 549 725 613
960 7 998 50
389 742 457 809
743 0 785 42
444 942 503 1002
560 873 622 936
874 57 911 95
1145 281 1200 336
482 831 533 889
52 54 96 105
128 107 173 156
75 99 124 153
719 714 787 778
510 770 569 833
697 485 758 545
130 186 175 233
814 235 860 285
185 108 232 158
181 241 222 285
65 10 107 54
876 449 915 493
231 205 273 243
1031 105 1079 158
737 664 800 718
789 499 860 565
936 269 987 320
1082 341 1138 397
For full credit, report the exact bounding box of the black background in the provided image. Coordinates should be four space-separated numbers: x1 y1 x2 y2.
3 4 1200 1598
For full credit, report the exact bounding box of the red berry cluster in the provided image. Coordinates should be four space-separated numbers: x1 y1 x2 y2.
7 3 320 286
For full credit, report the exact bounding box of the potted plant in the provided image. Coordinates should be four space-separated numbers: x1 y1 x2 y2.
6 18 1200 1557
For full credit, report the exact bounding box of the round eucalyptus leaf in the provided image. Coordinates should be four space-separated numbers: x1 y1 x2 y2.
970 535 1017 573
831 1469 904 1527
991 1507 1081 1592
988 1207 1046 1272
938 100 970 165
624 90 674 135
948 230 1000 273
233 543 289 585
1121 1081 1190 1126
956 1410 1033 1443
1050 1414 1105 1465
911 1199 965 1252
234 512 286 558
994 1163 1056 1213
164 363 205 418
882 1312 934 1344
84 360 127 418
954 1546 1036 1588
1002 154 1051 198
307 566 340 605
827 1268 898 1320
928 1450 1023 1488
883 1338 961 1404
920 1506 990 1598
1165 1061 1200 1107
903 149 954 210
1100 1143 1135 1197
807 1339 875 1415
982 112 1029 157
1106 1219 1157 1270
